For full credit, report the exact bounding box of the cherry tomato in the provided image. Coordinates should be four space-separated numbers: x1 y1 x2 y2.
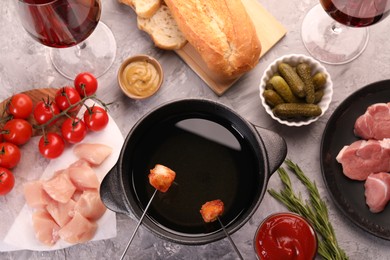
74 72 98 97
61 117 87 144
39 133 65 159
83 105 109 131
7 93 33 119
55 86 81 112
0 142 21 169
2 119 33 145
34 99 60 125
0 167 15 195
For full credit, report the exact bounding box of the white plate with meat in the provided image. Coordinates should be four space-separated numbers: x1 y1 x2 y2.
321 80 390 240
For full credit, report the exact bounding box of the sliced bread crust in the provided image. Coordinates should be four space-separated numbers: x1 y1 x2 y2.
137 5 187 50
119 0 161 19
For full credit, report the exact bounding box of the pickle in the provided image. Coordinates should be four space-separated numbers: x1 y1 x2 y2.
265 81 274 90
278 63 305 98
314 89 324 104
312 72 327 90
269 75 300 103
272 103 322 118
296 63 315 104
263 89 285 107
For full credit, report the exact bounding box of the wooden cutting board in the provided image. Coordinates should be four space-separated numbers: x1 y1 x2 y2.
0 88 79 136
175 0 287 96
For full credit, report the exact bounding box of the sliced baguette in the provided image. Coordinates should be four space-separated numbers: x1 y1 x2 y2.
119 0 161 19
137 5 187 50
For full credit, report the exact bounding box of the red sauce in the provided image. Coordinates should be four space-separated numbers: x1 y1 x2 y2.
254 213 317 260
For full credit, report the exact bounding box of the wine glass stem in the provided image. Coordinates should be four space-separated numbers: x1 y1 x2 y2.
75 42 87 57
331 23 342 34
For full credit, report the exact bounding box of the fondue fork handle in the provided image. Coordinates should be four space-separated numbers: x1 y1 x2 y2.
217 217 244 260
120 189 158 260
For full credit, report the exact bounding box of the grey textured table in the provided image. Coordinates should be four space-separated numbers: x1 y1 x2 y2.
1 0 390 259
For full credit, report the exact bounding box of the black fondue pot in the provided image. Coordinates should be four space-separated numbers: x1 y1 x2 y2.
100 99 287 245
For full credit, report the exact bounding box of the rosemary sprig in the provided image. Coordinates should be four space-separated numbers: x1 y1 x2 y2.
268 159 348 260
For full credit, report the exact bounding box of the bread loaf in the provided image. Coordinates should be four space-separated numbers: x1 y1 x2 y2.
164 0 261 79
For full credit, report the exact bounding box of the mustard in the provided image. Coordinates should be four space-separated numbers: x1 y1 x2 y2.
121 60 160 97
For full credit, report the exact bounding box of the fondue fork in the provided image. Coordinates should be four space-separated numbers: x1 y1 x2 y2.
120 189 158 260
217 217 244 260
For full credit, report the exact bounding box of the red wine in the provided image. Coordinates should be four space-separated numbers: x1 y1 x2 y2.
321 0 390 27
18 0 101 48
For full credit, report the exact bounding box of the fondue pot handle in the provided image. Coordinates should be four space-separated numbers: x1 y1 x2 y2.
254 126 287 175
100 165 131 215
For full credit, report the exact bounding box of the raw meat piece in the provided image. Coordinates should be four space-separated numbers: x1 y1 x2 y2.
70 159 91 168
364 172 390 213
58 212 97 244
32 210 60 246
68 163 100 190
354 103 390 140
73 190 106 220
23 181 52 209
200 199 224 223
73 143 112 166
148 164 176 192
42 172 76 203
72 189 83 201
46 199 76 227
336 139 390 180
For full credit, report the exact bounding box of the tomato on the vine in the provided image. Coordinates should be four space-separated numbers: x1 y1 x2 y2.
7 93 33 119
61 117 87 144
74 72 98 97
83 105 109 131
39 133 65 159
34 99 60 125
2 119 33 145
55 86 81 112
0 142 21 169
0 167 15 195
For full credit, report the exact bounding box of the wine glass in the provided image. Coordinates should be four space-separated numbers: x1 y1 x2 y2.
301 0 390 64
17 0 116 79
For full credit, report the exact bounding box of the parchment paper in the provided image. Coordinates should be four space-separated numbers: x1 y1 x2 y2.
0 100 124 251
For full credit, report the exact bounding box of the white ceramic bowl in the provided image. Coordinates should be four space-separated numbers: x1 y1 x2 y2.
259 54 333 127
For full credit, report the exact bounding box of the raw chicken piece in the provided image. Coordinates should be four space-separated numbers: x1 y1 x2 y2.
70 159 91 168
68 163 100 190
72 189 83 201
58 211 97 244
354 103 390 140
73 190 106 220
73 143 112 166
23 181 52 209
148 164 176 192
42 172 76 203
336 139 390 180
200 199 224 223
46 199 76 227
364 172 390 213
32 210 60 246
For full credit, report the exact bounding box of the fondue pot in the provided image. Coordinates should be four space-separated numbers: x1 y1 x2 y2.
100 99 287 245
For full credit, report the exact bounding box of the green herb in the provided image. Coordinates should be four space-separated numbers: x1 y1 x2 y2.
268 159 348 260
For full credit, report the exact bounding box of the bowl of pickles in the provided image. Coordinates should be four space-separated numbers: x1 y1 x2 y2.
259 54 333 126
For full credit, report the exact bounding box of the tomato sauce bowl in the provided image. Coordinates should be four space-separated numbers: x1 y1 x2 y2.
254 212 318 259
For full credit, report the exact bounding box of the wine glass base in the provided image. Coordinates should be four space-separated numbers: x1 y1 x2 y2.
301 4 369 65
50 21 117 79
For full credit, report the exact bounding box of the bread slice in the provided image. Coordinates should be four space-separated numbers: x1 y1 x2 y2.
137 5 187 50
119 0 161 18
